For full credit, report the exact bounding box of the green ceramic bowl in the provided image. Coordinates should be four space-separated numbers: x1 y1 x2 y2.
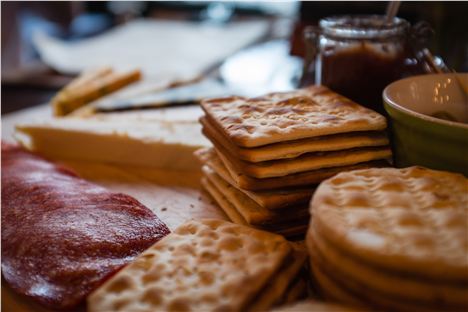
383 73 468 176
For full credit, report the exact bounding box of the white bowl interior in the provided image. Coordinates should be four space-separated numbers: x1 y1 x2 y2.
385 73 468 123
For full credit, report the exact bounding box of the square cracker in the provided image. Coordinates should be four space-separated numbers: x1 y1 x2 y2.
201 177 248 226
197 148 314 209
248 246 307 311
214 140 392 178
195 147 388 191
202 178 309 238
202 165 309 225
88 219 291 312
200 85 386 148
201 116 388 163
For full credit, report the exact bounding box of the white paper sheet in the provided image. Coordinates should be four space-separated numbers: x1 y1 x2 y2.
33 19 269 81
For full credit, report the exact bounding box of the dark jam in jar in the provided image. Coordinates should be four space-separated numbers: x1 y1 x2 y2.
307 15 423 114
320 42 409 113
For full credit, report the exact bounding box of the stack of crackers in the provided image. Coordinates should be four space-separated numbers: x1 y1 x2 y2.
197 85 391 238
271 300 359 312
307 166 468 311
88 219 308 311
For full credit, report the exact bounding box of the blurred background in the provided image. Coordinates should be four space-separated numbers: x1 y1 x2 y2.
2 1 467 114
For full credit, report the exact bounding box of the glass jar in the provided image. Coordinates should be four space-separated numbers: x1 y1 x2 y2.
301 15 425 114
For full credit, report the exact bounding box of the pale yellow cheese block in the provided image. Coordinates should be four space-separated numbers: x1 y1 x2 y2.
15 117 211 172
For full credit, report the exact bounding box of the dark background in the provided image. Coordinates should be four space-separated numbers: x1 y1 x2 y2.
2 1 467 114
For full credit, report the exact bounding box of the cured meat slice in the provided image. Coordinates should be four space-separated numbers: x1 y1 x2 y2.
1 143 170 310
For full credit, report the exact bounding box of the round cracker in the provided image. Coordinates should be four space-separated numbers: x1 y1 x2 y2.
311 166 468 282
307 234 446 312
308 225 467 307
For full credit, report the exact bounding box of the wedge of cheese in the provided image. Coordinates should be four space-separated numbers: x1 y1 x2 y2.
16 117 210 172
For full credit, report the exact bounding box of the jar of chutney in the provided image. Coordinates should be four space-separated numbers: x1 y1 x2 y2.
301 15 425 114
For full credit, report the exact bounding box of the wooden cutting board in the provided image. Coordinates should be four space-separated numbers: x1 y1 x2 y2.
1 104 227 311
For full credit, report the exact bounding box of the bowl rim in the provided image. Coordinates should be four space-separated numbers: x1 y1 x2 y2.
383 73 468 130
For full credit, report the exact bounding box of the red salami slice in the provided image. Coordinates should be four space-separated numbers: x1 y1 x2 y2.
1 143 170 310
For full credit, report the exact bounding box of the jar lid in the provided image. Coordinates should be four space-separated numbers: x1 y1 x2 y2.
320 15 410 39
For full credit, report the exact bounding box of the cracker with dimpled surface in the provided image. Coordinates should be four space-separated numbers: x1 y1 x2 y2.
202 176 308 238
203 165 309 225
200 85 386 148
306 225 468 309
307 237 449 312
202 177 248 226
248 246 307 312
310 166 468 282
201 116 388 163
204 152 314 209
88 219 292 312
196 148 314 209
195 147 387 191
214 140 391 178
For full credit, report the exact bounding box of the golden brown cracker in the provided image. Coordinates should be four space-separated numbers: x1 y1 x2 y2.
248 247 307 311
201 116 388 163
202 150 314 209
307 234 449 312
201 85 386 148
202 174 308 238
214 141 391 178
88 219 291 312
311 166 468 282
203 165 309 225
202 177 248 226
195 147 388 191
307 226 468 308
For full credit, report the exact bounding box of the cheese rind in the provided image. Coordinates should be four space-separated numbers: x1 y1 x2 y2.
16 118 210 171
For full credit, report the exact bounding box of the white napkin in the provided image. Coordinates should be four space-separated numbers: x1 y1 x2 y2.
33 19 269 81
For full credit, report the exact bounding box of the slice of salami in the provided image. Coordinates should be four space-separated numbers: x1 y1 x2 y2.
1 143 170 310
